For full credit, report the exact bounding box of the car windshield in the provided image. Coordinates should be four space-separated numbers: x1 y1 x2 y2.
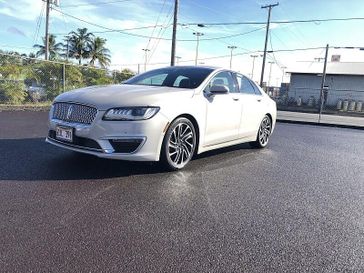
123 67 214 89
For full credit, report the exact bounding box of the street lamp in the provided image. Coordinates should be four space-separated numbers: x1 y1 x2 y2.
250 54 259 80
193 32 204 66
142 48 150 72
268 61 274 87
227 46 237 69
176 56 182 65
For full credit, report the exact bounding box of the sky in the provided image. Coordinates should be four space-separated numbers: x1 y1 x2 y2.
1 0 364 86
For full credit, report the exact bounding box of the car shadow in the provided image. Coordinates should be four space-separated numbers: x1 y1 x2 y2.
0 137 259 181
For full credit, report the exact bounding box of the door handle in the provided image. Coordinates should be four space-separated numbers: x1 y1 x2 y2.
257 99 262 102
233 97 240 101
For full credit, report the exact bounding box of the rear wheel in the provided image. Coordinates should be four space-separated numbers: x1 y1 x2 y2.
251 115 272 148
160 117 196 171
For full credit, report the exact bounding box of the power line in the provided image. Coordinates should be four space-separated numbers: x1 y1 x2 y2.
52 7 168 39
148 5 174 63
269 32 284 72
183 17 364 26
196 26 265 41
51 8 264 42
61 0 132 8
145 0 168 56
53 24 173 36
33 2 45 45
110 46 330 66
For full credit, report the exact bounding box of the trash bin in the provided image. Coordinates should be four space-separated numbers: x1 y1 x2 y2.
336 99 342 110
348 101 356 111
356 101 363 112
342 100 349 111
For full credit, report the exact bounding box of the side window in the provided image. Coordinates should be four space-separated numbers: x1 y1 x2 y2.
236 74 256 95
250 80 262 95
204 71 238 93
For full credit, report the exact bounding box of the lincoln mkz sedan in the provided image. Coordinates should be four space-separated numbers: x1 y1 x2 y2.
46 66 277 170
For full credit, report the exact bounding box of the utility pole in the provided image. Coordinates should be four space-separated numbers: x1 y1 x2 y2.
193 32 204 66
250 54 258 80
268 61 274 87
227 46 237 69
318 44 329 122
259 2 279 87
45 0 51 60
44 0 60 60
64 35 70 62
142 48 150 72
170 0 179 66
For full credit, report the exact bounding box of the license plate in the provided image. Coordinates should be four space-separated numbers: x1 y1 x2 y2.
56 126 73 142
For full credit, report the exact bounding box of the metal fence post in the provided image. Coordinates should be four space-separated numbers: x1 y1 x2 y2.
62 63 66 92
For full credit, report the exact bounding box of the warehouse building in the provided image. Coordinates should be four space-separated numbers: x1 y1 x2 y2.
287 62 364 109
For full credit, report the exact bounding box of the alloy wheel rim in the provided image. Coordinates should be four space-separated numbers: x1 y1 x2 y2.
259 117 271 146
168 122 195 167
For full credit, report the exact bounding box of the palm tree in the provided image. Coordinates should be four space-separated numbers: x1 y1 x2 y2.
33 34 63 60
89 37 111 68
68 28 94 65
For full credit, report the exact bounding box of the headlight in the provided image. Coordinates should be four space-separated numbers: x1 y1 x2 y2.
103 107 160 121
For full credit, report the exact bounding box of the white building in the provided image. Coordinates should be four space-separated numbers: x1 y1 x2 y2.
287 62 364 106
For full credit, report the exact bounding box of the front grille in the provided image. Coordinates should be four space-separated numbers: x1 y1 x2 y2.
52 103 97 124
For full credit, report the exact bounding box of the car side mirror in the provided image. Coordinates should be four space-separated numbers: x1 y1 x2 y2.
209 85 229 94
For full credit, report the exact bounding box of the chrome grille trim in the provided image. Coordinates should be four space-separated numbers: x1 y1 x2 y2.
52 103 97 124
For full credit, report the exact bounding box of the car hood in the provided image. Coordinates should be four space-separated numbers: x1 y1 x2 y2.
54 84 195 110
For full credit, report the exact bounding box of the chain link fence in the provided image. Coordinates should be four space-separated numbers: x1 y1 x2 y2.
270 74 364 127
275 88 363 114
0 52 135 104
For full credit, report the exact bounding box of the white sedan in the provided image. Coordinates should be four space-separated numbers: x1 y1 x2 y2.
46 66 276 170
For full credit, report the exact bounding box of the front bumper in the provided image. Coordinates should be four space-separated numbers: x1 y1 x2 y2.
46 110 169 161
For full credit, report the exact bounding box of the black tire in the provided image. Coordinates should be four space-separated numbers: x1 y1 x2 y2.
160 117 197 171
250 115 272 148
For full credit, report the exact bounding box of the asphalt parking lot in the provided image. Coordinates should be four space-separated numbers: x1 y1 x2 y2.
0 111 363 272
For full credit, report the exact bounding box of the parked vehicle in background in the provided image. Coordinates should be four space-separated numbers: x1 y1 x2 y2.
46 66 277 170
26 84 46 102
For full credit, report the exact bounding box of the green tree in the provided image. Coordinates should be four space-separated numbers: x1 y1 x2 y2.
0 50 24 65
33 34 64 60
68 28 94 65
81 67 113 86
0 64 27 104
89 37 111 68
114 68 135 83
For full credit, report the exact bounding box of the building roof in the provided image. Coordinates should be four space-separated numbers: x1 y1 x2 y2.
287 62 364 76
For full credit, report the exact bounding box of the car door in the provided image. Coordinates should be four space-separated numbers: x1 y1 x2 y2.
203 71 242 147
235 74 264 138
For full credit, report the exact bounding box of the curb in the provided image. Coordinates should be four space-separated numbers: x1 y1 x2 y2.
277 119 364 130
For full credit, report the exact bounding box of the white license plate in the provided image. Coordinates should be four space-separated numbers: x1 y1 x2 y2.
56 126 73 142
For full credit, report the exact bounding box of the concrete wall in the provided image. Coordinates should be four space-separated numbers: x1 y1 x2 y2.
288 73 364 106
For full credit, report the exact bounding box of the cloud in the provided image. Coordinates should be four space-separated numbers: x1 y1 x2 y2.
7 26 26 37
0 0 43 21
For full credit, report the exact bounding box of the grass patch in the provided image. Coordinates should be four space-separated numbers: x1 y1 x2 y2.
0 102 52 111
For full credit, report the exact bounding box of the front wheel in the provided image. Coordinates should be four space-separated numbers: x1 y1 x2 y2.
251 115 272 148
160 117 197 171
